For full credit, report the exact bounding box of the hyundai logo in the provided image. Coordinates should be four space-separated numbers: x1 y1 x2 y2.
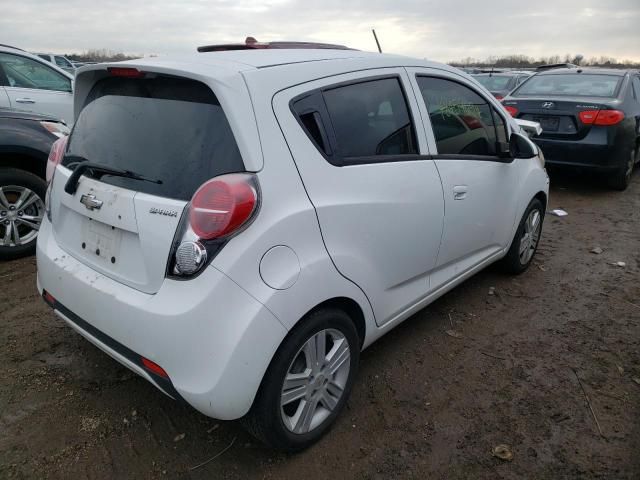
542 102 555 109
80 193 103 211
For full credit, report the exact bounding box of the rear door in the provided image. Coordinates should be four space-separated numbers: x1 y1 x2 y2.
0 52 73 123
49 74 245 294
407 69 523 288
273 69 445 326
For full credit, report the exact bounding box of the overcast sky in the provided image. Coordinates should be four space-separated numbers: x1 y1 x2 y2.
2 0 639 62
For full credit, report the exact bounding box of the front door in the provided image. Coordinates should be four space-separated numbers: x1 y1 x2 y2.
273 69 444 326
406 69 523 289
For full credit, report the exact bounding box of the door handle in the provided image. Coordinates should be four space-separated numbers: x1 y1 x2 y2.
15 98 35 104
453 185 468 200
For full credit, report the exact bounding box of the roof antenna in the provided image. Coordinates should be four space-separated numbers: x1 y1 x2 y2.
372 29 382 53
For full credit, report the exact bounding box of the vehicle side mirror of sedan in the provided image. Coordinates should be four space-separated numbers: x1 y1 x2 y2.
514 118 542 137
509 132 539 159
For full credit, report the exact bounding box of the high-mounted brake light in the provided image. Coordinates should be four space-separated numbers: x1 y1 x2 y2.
579 109 624 126
107 67 145 78
189 173 259 240
494 94 504 101
504 106 518 117
46 136 68 183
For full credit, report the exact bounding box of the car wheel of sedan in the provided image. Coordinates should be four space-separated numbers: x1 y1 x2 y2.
608 150 635 191
501 197 544 274
0 168 46 261
242 307 360 451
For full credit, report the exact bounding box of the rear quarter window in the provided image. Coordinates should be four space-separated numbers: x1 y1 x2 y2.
63 76 244 201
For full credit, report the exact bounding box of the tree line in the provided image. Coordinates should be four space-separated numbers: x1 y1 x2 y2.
450 54 640 69
64 49 141 62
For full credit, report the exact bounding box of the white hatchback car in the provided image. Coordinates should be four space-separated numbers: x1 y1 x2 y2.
37 46 549 450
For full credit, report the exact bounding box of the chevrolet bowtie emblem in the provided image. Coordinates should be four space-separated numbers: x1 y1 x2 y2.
80 193 103 211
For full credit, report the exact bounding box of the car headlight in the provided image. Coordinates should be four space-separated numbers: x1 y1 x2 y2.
40 121 70 138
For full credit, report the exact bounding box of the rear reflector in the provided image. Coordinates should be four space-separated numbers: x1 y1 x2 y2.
141 357 169 378
43 290 56 307
107 67 145 78
504 106 518 117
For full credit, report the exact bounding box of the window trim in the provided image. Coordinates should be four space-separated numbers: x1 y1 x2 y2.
290 74 422 167
415 73 513 162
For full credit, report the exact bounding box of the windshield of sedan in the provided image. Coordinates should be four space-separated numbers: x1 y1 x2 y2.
474 75 512 91
514 74 622 97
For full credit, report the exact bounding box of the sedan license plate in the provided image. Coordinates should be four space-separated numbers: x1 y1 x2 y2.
81 218 122 261
534 117 559 132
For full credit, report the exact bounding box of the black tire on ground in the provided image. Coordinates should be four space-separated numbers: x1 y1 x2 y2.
500 197 545 275
608 149 635 191
242 307 360 451
0 168 47 261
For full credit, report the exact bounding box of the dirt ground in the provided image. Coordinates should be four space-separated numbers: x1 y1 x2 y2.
1 170 639 480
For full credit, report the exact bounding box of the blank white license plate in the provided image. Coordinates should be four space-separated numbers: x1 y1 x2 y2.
81 218 123 261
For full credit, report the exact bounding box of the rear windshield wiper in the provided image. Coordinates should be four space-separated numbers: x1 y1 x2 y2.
63 158 163 195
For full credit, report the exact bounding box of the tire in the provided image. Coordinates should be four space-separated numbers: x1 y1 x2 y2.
501 197 544 275
608 149 635 191
242 307 360 451
0 168 47 261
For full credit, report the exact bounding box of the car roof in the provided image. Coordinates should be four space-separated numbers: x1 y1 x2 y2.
117 49 447 72
473 71 532 77
0 45 74 79
537 67 632 76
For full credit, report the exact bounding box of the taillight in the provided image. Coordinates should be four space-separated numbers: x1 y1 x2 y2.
595 110 624 126
46 136 68 183
579 109 625 126
168 173 260 278
190 174 258 239
504 106 518 117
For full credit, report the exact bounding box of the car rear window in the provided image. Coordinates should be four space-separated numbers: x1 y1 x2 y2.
514 74 622 98
474 75 512 91
63 75 244 201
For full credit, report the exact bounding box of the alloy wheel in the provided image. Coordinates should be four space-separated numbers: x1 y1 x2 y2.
0 185 45 247
280 328 351 434
518 208 541 265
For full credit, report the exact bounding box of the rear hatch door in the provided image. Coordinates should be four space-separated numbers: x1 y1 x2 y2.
49 73 245 294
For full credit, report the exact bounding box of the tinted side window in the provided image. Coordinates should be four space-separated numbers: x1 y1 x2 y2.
0 53 71 92
417 76 503 156
323 78 418 159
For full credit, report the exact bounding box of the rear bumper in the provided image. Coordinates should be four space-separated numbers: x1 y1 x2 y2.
534 131 627 171
36 218 288 420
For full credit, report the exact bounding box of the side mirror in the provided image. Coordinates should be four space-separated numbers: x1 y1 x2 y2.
510 132 539 159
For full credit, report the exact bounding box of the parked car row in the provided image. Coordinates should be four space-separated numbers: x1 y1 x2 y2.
472 65 640 190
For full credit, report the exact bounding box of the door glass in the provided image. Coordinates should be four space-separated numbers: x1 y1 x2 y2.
323 77 417 159
417 76 499 156
0 53 71 92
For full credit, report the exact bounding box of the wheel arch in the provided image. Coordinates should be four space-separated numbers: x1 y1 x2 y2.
301 296 367 349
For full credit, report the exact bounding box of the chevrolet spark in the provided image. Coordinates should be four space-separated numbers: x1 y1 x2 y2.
37 46 549 450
